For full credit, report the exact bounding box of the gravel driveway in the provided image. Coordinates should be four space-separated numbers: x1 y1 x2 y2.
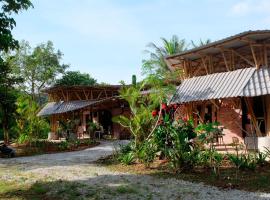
0 140 270 200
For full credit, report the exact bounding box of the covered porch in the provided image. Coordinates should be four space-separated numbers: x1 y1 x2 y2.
170 67 270 151
38 97 130 140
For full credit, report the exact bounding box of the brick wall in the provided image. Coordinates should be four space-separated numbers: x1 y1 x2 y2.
217 100 243 144
174 99 244 144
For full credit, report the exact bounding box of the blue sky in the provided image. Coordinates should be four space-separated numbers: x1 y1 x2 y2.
13 0 270 84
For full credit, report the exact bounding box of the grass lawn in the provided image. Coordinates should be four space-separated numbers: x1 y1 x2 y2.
95 155 270 193
0 166 143 200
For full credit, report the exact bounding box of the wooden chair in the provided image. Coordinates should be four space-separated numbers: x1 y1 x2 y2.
95 126 104 140
232 137 239 145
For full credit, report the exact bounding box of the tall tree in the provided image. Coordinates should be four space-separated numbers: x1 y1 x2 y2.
55 71 97 86
0 62 22 143
0 0 33 143
8 40 69 100
142 35 187 79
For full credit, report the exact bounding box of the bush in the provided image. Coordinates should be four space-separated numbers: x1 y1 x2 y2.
256 152 268 167
58 141 69 151
228 153 257 171
118 152 135 165
137 140 157 167
155 117 198 171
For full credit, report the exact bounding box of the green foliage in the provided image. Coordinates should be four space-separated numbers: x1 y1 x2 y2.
113 82 156 146
142 35 187 79
16 95 50 143
118 152 135 165
58 141 69 151
153 117 198 171
0 0 33 52
0 60 23 143
256 151 268 167
136 140 157 167
55 71 97 86
7 40 69 100
228 153 257 171
196 122 222 144
117 142 135 165
191 39 211 48
113 78 175 148
0 0 32 143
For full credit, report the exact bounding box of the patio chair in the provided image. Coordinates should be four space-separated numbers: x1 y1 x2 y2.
95 126 104 140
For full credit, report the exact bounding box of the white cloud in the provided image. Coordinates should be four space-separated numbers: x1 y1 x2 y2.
230 0 270 16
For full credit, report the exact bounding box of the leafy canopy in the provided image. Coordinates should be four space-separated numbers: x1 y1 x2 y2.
55 71 97 86
7 40 69 98
0 0 33 143
0 0 33 52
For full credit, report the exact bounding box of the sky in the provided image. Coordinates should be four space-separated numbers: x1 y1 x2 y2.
12 0 270 84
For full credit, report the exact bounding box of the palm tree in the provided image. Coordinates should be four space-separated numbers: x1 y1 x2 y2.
191 39 211 48
142 35 187 78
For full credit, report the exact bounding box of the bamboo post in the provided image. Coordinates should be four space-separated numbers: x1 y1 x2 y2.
244 98 262 137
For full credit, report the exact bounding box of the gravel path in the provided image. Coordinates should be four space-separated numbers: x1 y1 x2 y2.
0 140 270 200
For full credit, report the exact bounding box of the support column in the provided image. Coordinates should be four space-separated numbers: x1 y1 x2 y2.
49 115 59 140
265 95 270 136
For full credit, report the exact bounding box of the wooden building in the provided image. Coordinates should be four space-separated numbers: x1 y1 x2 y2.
38 85 130 140
165 30 270 150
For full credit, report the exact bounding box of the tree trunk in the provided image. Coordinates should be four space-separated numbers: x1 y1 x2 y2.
2 112 9 144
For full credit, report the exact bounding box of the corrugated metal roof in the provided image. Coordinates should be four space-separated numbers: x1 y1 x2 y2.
37 102 62 116
243 67 270 97
37 97 121 116
37 100 98 116
170 67 264 103
166 30 270 60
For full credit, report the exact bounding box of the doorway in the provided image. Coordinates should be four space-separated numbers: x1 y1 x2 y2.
99 110 113 135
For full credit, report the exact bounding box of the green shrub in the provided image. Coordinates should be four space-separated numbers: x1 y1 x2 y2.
228 153 257 171
58 141 69 151
119 142 133 155
256 152 268 167
118 152 135 165
137 140 157 167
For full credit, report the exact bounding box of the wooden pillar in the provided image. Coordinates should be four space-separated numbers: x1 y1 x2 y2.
49 115 59 140
265 95 270 136
244 98 262 137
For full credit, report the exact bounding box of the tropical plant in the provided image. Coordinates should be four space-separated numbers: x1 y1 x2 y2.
191 39 211 48
136 140 157 167
117 142 135 165
155 117 198 171
16 95 50 143
118 152 135 165
256 151 268 167
142 35 187 80
228 153 257 180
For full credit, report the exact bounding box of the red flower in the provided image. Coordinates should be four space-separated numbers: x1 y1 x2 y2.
152 110 158 117
183 117 188 122
173 104 178 109
161 103 167 110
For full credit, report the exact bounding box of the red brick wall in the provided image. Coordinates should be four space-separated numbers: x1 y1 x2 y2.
217 100 243 144
174 100 244 144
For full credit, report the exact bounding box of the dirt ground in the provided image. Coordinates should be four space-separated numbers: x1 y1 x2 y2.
0 140 270 200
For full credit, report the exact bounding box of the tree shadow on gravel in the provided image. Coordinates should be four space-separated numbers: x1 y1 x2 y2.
0 141 127 170
1 173 269 200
